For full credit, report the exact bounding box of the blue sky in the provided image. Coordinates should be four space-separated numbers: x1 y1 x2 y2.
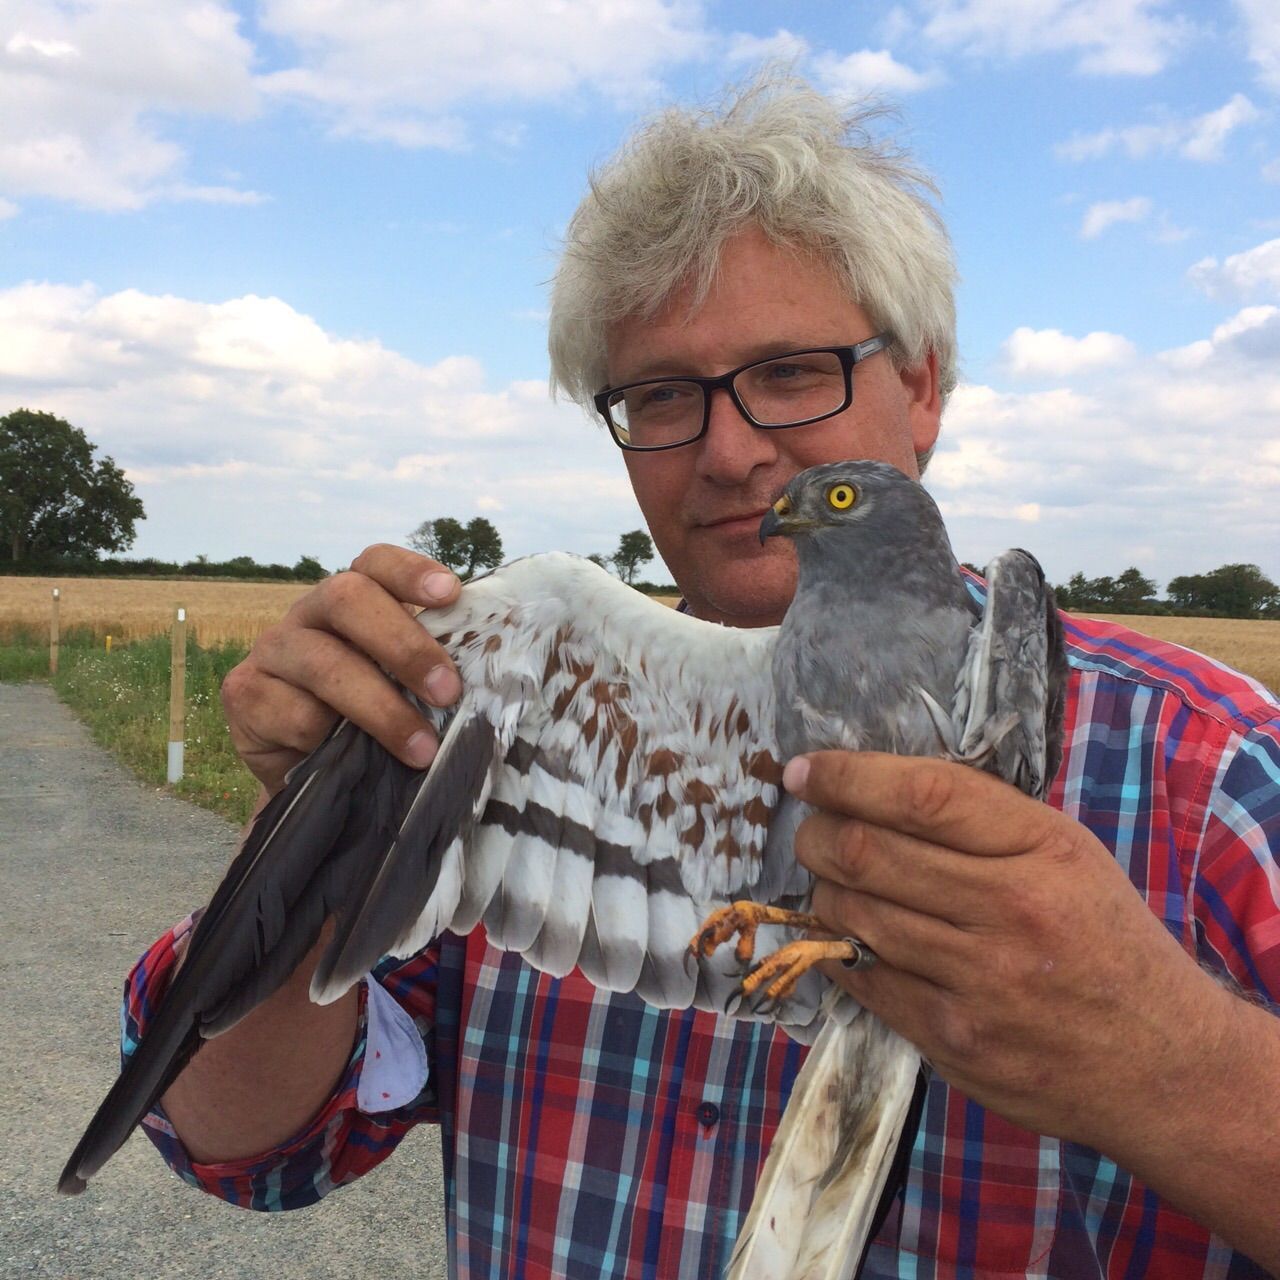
2 0 1278 589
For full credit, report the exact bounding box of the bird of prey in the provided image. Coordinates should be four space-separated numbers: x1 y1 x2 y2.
60 459 1066 1280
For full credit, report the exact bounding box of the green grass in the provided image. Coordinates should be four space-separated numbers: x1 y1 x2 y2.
0 624 103 681
2 629 260 826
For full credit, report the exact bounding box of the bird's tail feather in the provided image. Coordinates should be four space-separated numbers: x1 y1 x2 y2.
725 1014 921 1280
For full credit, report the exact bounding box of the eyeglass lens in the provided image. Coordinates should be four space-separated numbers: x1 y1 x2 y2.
607 350 847 448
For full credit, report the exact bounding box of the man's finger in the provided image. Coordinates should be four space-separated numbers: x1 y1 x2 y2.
783 750 1052 856
820 951 953 1050
348 542 463 608
285 568 462 709
796 812 991 919
223 669 341 758
807 880 967 988
250 628 440 768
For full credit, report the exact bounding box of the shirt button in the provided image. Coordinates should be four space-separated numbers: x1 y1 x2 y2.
696 1101 720 1129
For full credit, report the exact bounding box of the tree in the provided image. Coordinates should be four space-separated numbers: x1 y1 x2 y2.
1053 569 1157 612
611 529 654 585
408 516 504 580
0 408 145 564
293 555 327 581
1167 564 1279 617
1112 567 1158 611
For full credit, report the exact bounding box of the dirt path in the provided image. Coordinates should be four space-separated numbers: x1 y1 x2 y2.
0 682 447 1279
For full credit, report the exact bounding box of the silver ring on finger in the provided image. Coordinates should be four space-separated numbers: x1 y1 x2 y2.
841 936 878 972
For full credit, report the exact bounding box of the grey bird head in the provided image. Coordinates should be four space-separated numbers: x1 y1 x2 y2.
759 460 944 549
759 459 971 614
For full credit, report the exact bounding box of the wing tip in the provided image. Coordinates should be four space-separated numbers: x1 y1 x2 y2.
309 952 361 1006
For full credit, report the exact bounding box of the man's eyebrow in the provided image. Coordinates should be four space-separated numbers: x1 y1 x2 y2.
612 340 827 384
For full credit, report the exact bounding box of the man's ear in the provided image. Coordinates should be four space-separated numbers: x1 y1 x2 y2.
902 349 942 461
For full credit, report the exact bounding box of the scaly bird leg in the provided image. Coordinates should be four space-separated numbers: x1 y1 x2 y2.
739 938 867 1012
690 903 874 1014
689 902 824 969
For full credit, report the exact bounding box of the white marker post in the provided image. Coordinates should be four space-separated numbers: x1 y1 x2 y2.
50 587 60 675
167 606 186 784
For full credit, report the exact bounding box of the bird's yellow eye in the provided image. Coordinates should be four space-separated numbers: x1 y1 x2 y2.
826 483 856 510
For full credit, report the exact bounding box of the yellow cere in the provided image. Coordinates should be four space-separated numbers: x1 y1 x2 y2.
826 484 856 510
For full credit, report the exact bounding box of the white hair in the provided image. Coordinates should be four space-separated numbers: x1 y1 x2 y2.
548 72 958 469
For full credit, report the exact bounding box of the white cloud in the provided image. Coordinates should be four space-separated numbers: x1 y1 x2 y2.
1151 211 1191 243
0 281 647 567
1156 306 1280 368
1182 93 1262 160
1056 94 1260 162
877 7 918 47
6 31 77 59
920 0 1190 76
814 48 942 95
0 194 16 218
255 0 711 148
726 28 810 65
1201 306 1280 367
1263 157 1280 184
163 182 269 206
1188 237 1280 298
925 322 1280 584
1080 196 1151 238
0 0 260 210
1056 121 1175 161
1003 326 1136 377
1235 0 1280 93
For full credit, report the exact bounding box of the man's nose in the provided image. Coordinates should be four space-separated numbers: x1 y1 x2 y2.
694 386 778 483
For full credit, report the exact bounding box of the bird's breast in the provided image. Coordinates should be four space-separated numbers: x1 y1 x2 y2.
773 600 973 758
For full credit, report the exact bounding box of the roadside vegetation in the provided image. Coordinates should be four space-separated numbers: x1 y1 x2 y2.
3 622 258 825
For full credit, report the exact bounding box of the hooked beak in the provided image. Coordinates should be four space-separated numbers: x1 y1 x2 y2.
759 494 794 544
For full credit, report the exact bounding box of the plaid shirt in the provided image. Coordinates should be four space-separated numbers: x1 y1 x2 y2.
124 605 1280 1279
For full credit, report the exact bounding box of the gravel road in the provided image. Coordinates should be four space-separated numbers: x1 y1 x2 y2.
0 682 448 1280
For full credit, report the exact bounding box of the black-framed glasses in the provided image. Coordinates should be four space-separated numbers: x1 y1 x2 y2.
593 334 892 452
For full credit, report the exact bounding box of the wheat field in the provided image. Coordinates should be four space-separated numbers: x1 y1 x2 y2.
0 576 313 648
1 577 1277 693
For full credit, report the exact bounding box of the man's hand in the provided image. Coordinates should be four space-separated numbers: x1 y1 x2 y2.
221 544 464 795
782 750 1238 1152
782 749 1280 1271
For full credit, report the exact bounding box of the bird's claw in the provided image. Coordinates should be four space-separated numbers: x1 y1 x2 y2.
689 902 825 967
737 938 866 1010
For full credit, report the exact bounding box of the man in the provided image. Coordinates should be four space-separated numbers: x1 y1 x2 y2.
125 76 1280 1277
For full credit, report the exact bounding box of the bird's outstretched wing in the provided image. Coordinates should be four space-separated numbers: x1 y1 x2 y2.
60 553 801 1195
314 552 794 1008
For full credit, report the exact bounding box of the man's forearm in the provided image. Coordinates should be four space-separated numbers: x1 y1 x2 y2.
159 789 361 1165
159 926 360 1165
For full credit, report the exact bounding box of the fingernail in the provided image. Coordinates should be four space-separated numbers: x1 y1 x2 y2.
405 730 438 768
783 756 810 794
425 665 461 705
423 571 459 602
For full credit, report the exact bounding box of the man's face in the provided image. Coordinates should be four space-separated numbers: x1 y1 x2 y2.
605 225 943 628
